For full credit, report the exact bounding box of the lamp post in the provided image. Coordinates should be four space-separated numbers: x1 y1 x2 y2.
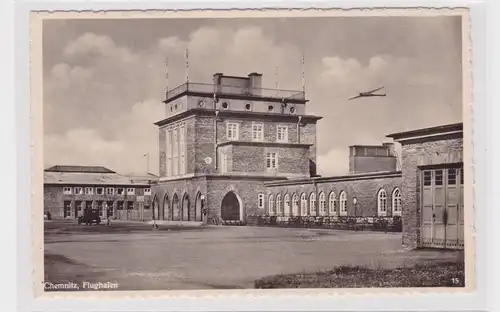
353 197 358 217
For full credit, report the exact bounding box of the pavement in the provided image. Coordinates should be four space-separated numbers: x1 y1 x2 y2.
44 220 464 290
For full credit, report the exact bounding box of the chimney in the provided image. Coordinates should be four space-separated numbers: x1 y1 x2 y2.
382 142 395 157
213 73 223 86
248 72 262 96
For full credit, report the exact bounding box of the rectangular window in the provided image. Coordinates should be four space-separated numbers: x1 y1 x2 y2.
117 188 125 195
75 201 83 215
258 194 264 208
166 129 172 177
266 152 278 169
227 123 239 140
117 201 124 210
173 127 179 176
144 188 151 196
276 126 288 142
460 168 464 185
126 188 135 195
63 201 71 218
96 187 104 195
447 168 457 185
85 187 94 195
106 201 114 217
423 171 432 186
106 188 115 195
74 187 84 195
127 201 134 210
179 124 186 175
252 123 264 141
63 187 72 195
86 201 93 209
220 150 228 174
435 170 443 186
97 201 104 216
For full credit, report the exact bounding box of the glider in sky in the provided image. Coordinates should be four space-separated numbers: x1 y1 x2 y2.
349 87 386 101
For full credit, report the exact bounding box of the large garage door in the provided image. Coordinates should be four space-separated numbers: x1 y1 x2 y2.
421 166 464 249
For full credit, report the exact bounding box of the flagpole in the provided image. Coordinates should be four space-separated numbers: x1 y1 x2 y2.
165 57 169 99
275 65 279 96
301 54 306 94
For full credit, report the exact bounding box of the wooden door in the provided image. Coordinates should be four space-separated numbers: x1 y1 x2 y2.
420 166 464 249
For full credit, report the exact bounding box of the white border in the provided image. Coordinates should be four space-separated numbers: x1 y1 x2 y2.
4 0 496 311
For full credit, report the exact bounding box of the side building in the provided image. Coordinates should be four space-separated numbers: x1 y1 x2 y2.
387 122 464 250
265 143 402 218
43 165 157 221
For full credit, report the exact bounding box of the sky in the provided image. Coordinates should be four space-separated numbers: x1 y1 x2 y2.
43 15 464 176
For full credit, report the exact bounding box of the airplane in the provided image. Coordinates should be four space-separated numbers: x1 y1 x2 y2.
349 87 386 101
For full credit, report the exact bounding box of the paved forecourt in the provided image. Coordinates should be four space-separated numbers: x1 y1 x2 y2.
44 221 463 290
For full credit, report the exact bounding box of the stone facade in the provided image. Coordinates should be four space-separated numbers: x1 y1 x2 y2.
265 172 402 217
388 123 464 250
43 166 155 221
44 184 153 220
153 72 318 222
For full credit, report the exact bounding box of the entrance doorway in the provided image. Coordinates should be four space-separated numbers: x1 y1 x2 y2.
163 195 171 221
182 194 190 221
152 196 159 221
195 192 203 222
172 194 180 221
221 191 241 221
421 166 464 249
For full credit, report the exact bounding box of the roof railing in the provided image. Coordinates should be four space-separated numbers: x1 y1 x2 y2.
165 82 305 101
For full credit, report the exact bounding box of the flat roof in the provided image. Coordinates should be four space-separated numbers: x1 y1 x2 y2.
154 108 322 127
265 170 402 187
386 122 463 141
44 165 116 174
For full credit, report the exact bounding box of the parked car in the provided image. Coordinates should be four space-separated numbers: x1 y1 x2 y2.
78 208 101 225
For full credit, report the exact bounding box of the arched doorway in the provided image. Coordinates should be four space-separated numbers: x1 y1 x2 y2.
195 192 203 221
163 195 170 221
182 193 190 221
172 194 180 221
221 191 241 221
152 195 159 221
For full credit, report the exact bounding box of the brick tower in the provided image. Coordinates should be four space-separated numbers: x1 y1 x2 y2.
151 72 321 223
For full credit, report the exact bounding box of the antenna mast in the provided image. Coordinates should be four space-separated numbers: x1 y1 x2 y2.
185 47 189 84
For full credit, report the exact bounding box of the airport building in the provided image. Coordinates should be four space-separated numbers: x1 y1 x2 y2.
42 70 465 251
43 165 157 221
150 72 404 225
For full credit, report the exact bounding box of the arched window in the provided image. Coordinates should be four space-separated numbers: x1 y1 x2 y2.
276 194 282 215
300 193 307 216
292 193 299 216
268 195 275 215
309 193 316 216
284 194 290 216
328 192 337 215
378 189 387 216
392 188 402 216
339 191 348 215
319 192 326 216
